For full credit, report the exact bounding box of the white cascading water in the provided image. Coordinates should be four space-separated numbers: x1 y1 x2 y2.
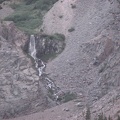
36 59 45 76
29 35 45 77
29 35 58 98
29 35 37 59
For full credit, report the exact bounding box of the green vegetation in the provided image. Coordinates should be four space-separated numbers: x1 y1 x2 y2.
22 32 65 62
62 92 77 103
53 33 65 41
4 0 58 34
47 88 55 100
41 53 57 62
41 33 65 41
40 33 65 62
10 3 20 9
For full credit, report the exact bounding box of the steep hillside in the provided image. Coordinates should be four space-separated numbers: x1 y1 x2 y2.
44 0 120 118
45 0 120 105
0 0 120 120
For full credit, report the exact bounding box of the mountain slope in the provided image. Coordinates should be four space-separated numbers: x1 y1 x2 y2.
1 0 120 119
45 0 120 105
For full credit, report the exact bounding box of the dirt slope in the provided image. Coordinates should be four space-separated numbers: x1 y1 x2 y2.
45 0 117 91
0 2 53 119
44 0 120 118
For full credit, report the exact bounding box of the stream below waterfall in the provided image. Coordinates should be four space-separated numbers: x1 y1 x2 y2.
29 35 59 101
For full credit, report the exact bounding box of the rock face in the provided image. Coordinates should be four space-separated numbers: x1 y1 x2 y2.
1 21 27 47
35 34 65 61
0 21 51 119
24 34 65 62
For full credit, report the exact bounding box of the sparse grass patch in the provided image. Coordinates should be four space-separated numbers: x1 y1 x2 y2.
4 0 59 34
63 92 77 103
41 33 65 41
47 88 55 100
5 12 31 23
10 3 20 9
37 33 65 62
25 0 38 5
51 33 65 41
42 33 66 60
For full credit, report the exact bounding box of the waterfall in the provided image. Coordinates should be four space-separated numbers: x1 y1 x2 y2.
37 59 45 76
29 35 45 77
29 35 59 101
29 35 36 59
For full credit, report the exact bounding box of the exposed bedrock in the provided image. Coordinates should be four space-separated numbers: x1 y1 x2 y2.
23 33 65 62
